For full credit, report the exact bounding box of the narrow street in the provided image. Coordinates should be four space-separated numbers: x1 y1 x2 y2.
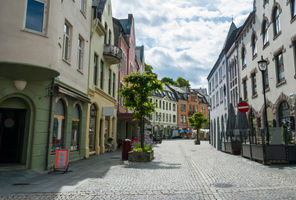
1 140 296 200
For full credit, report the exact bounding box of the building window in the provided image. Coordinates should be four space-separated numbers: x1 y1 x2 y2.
278 101 290 126
264 68 269 89
108 30 112 45
108 69 112 95
78 36 84 70
156 100 158 108
112 72 116 97
121 53 126 74
169 103 171 111
273 7 281 36
166 114 168 122
173 104 176 111
93 54 98 85
275 52 285 83
52 100 65 152
25 0 47 33
89 104 97 152
71 105 81 151
251 73 257 96
166 102 168 110
189 105 192 112
63 22 71 61
163 101 165 109
80 0 86 13
159 100 162 109
243 79 248 100
251 34 257 56
100 60 104 89
292 0 296 18
173 115 176 123
163 113 165 121
262 19 269 46
184 104 186 112
104 23 108 44
242 47 246 67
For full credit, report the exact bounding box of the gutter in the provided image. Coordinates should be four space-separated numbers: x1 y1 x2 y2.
45 78 55 170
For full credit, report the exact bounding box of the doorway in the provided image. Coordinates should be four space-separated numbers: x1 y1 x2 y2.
0 109 26 164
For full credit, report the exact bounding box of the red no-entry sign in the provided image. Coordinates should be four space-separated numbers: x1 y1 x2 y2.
238 101 249 113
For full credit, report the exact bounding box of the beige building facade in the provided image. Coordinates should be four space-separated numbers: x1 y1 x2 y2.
84 0 121 158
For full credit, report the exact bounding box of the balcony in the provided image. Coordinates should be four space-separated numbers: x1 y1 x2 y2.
103 45 122 64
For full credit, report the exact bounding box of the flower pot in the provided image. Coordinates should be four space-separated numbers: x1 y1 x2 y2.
128 150 154 162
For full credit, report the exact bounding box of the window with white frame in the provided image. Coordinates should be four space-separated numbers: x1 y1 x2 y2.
80 0 86 13
241 47 246 67
262 19 269 46
291 0 296 18
63 22 71 61
273 7 281 36
25 0 48 33
78 36 84 70
275 52 285 83
251 34 257 56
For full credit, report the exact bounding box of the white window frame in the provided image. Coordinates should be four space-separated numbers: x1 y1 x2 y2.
24 0 48 34
63 22 72 62
77 36 84 70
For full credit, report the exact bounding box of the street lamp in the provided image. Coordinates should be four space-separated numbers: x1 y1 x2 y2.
258 56 270 145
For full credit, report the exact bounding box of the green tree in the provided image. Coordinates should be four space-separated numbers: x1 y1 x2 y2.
144 63 154 74
176 77 191 88
189 112 208 144
120 72 163 149
161 77 176 85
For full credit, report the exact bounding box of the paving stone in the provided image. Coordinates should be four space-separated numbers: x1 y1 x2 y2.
1 140 296 199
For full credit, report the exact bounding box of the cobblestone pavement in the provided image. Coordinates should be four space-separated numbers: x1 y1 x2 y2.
1 140 296 199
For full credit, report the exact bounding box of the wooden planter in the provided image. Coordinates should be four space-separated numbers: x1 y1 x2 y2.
128 150 154 162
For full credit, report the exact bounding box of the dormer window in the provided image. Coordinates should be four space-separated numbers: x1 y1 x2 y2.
273 7 281 36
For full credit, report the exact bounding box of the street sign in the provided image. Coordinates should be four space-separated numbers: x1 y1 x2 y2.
238 101 249 113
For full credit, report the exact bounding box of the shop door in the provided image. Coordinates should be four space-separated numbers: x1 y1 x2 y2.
0 109 26 163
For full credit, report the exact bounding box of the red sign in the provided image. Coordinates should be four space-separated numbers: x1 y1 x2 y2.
55 150 69 169
238 101 249 113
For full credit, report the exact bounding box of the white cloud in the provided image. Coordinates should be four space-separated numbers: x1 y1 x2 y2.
112 0 253 89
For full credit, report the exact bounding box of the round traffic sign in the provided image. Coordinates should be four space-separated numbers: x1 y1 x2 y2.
238 101 249 113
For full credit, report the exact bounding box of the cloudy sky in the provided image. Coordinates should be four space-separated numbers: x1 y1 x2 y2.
112 0 253 89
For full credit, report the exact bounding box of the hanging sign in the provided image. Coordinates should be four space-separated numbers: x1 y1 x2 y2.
238 101 249 113
55 150 69 170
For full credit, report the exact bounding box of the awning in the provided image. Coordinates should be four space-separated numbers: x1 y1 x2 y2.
56 82 91 103
0 62 59 81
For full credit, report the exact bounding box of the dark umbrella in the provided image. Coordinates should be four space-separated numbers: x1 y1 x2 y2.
226 103 236 140
235 99 249 143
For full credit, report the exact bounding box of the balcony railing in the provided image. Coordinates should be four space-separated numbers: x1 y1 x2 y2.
103 45 122 64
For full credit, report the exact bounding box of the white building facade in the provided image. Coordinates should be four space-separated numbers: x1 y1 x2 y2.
237 0 296 135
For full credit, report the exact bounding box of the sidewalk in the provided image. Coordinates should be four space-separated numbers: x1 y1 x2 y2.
0 150 122 194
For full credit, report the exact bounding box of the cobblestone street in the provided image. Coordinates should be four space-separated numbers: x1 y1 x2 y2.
1 140 296 199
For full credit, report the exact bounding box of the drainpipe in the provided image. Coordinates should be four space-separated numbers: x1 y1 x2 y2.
45 78 55 170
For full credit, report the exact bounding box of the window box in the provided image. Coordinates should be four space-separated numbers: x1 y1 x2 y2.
252 94 258 99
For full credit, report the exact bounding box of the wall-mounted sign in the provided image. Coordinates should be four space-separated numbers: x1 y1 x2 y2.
102 107 114 116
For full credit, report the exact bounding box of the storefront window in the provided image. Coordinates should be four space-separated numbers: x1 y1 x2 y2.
89 104 97 152
52 100 65 152
71 105 80 151
279 101 290 126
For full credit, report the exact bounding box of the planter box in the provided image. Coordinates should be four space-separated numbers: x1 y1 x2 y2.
128 151 154 162
242 144 252 158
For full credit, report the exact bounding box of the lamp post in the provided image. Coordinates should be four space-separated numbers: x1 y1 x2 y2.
258 56 270 145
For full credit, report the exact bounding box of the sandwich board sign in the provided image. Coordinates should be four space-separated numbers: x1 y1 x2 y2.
54 150 70 173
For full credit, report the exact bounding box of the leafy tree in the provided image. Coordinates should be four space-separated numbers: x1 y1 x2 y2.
144 63 154 74
189 112 208 144
176 77 190 88
161 77 176 85
120 72 163 149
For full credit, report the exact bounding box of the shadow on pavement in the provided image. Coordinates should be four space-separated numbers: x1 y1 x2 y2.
0 151 122 194
124 161 181 170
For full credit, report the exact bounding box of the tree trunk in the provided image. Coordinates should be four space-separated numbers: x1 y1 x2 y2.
196 129 200 144
140 116 145 149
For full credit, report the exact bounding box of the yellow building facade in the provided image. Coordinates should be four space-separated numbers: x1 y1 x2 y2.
84 0 121 158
